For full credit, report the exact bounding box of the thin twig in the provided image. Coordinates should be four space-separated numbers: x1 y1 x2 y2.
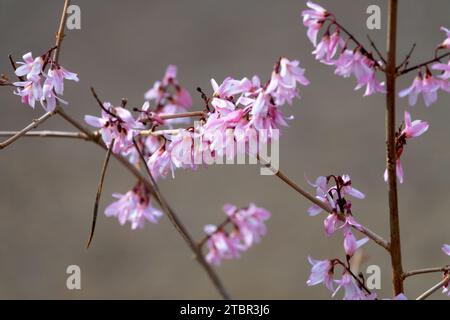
257 155 390 251
402 266 450 279
367 34 387 65
159 111 205 120
53 0 71 64
399 52 450 76
0 111 56 150
416 276 449 300
397 43 416 72
87 139 115 248
0 130 93 140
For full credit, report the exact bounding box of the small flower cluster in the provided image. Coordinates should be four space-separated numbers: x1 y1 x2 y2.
144 65 193 126
13 50 79 111
384 111 428 183
85 59 305 229
203 203 271 266
399 27 450 107
305 174 376 300
104 182 162 230
307 257 376 300
307 174 368 257
85 102 143 154
302 1 385 96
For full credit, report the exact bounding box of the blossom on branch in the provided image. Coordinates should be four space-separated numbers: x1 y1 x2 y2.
105 182 162 229
13 50 78 111
384 111 429 183
301 2 385 97
203 204 271 266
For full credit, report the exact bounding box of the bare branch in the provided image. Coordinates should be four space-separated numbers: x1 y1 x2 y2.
53 0 71 64
87 139 114 248
0 130 93 140
397 43 416 71
416 276 449 300
0 111 56 150
257 155 391 251
403 266 450 279
367 34 387 65
399 52 450 76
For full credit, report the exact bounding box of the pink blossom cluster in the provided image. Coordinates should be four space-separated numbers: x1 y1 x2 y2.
84 59 304 229
104 182 162 230
307 257 376 300
85 102 143 154
383 111 428 183
302 1 385 96
307 174 369 257
399 27 450 107
203 203 271 266
305 174 376 300
13 51 79 111
144 65 193 126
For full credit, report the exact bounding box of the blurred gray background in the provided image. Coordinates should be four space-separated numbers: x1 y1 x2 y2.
0 0 449 299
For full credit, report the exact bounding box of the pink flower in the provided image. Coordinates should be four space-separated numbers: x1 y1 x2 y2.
168 129 196 169
443 244 450 256
266 58 310 105
432 61 450 80
210 77 252 114
225 203 271 248
306 256 334 291
14 52 43 81
334 50 385 96
105 183 162 229
144 65 192 125
312 30 344 65
343 228 369 257
40 80 67 112
43 66 79 96
204 225 242 266
399 72 441 107
147 147 175 180
13 80 42 108
301 1 328 46
333 273 373 300
402 110 429 138
384 111 428 184
204 203 271 266
306 174 364 216
85 103 141 153
323 213 340 235
440 27 450 49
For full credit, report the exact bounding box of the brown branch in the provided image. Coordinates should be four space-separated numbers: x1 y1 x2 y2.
87 139 114 248
403 266 450 280
53 0 71 64
257 155 390 251
386 0 404 295
416 276 449 300
159 111 205 120
0 111 56 150
367 34 387 65
0 130 93 140
398 52 450 76
397 43 416 72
